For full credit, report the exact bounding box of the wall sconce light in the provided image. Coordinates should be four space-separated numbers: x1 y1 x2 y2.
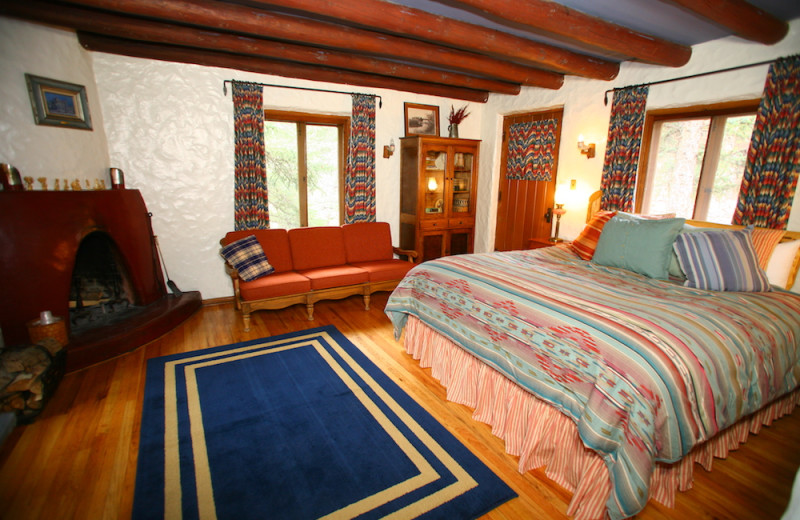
577 134 595 159
383 138 395 158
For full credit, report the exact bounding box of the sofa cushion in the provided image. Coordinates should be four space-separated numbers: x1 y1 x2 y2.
239 272 312 301
350 260 414 283
219 235 275 282
342 222 394 263
288 227 347 270
298 265 369 290
223 229 293 272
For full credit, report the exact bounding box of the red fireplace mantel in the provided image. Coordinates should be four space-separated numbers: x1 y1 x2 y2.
0 189 201 371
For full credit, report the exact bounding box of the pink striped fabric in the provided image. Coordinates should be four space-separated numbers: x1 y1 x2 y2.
404 316 800 519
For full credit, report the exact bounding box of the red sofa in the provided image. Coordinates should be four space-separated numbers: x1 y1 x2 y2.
221 222 417 330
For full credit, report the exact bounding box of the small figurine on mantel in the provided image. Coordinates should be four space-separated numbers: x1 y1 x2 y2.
23 176 34 190
54 179 60 191
62 178 68 190
70 179 82 191
37 177 47 190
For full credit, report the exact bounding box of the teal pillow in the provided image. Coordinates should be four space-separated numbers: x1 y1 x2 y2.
592 215 686 279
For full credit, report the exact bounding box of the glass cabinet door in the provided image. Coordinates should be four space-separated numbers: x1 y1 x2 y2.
451 152 474 214
423 149 446 216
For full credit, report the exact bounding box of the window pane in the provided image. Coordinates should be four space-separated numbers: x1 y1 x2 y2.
265 121 300 229
705 115 755 224
646 119 710 219
306 125 340 227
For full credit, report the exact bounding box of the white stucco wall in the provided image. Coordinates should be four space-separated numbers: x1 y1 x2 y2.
0 18 109 183
3 15 798 301
475 18 800 252
90 54 483 299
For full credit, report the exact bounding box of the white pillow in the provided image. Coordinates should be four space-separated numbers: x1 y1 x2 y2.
765 240 800 290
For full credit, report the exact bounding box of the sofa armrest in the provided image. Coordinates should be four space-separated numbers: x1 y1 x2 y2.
393 247 418 263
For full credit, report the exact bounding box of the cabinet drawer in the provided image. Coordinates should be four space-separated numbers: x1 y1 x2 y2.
420 219 445 229
448 217 474 228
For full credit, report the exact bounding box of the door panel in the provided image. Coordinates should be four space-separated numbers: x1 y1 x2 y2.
494 109 563 251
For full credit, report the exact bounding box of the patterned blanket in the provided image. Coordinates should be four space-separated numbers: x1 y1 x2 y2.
385 246 800 519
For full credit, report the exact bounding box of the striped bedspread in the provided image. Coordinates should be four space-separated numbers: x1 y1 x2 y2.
385 246 800 519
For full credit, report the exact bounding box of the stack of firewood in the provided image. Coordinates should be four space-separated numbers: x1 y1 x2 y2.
0 338 66 423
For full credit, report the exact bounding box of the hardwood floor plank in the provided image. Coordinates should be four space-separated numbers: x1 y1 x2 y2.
0 294 797 520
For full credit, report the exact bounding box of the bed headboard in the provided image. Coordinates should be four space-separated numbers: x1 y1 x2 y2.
586 190 602 223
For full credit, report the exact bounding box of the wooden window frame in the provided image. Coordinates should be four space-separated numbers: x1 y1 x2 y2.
635 99 760 217
263 110 350 227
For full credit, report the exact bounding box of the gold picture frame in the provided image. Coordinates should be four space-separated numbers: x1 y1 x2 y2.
25 74 93 130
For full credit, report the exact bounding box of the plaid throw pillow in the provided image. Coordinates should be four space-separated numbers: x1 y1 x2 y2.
220 235 274 282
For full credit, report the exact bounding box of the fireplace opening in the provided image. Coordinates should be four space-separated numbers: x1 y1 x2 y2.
68 232 142 336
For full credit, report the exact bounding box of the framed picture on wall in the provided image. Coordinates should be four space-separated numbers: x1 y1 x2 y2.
404 103 439 137
25 74 93 130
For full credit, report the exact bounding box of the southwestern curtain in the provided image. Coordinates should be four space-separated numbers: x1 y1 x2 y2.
733 55 800 229
232 81 269 230
344 94 377 224
599 85 649 212
506 119 558 181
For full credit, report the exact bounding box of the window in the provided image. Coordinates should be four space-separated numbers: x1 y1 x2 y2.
263 111 349 229
636 100 758 224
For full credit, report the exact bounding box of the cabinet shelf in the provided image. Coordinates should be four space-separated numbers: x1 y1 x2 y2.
400 136 480 263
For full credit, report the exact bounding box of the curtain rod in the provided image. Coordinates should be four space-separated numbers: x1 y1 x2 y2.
223 79 382 108
603 54 797 105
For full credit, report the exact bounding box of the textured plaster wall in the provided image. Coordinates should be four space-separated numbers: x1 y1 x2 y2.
0 18 109 183
91 53 483 300
475 18 800 252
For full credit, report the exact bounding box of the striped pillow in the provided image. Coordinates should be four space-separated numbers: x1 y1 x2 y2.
571 210 617 260
750 228 785 269
673 228 771 292
220 235 275 282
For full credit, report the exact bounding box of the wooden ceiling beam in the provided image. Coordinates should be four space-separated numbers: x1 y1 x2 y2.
242 0 619 79
1 1 521 95
665 0 788 44
445 0 692 66
76 33 491 102
59 0 564 89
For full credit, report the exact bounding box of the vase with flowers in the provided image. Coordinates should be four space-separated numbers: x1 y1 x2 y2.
447 105 470 138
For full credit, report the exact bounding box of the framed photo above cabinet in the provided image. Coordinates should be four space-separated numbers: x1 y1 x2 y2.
399 136 480 262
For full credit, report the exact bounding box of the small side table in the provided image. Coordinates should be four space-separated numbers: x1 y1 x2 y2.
527 237 569 250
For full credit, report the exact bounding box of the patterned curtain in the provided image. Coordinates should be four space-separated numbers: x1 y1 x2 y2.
599 86 649 212
232 81 269 230
733 55 800 229
506 119 558 181
344 94 376 223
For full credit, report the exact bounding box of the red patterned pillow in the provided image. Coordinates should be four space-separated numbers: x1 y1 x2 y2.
571 210 617 260
750 228 785 269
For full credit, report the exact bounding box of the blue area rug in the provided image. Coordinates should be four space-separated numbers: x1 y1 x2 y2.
132 325 517 519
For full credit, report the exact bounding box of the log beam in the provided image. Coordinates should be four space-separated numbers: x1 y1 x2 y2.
666 0 788 44
76 33 491 102
1 1 521 95
445 0 691 66
244 0 620 79
60 0 563 89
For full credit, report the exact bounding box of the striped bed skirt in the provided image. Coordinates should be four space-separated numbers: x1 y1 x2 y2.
403 316 800 519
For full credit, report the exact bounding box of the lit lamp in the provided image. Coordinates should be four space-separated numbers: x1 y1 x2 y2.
427 176 438 191
550 181 576 242
577 134 595 158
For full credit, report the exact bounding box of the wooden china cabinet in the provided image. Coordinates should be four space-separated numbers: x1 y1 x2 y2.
399 136 480 262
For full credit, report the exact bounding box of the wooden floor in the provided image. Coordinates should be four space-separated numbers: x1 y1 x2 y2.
1 294 798 520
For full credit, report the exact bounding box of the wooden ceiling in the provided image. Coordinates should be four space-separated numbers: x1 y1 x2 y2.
1 0 795 102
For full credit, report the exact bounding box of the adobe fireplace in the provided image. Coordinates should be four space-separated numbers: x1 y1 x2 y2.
0 189 201 371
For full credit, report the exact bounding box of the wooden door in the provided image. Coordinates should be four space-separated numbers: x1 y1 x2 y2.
494 109 563 251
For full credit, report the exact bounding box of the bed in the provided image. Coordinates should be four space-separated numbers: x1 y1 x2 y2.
385 212 800 520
